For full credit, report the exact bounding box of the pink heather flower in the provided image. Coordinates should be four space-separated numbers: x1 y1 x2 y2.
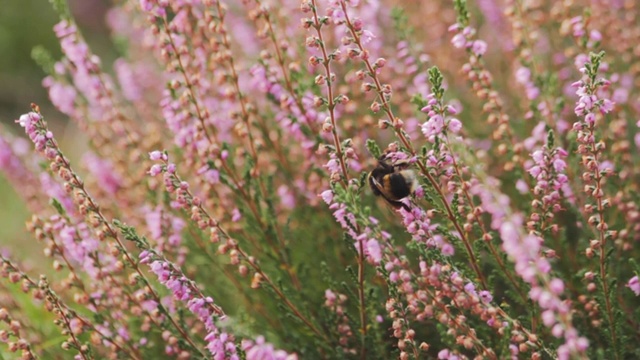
320 190 334 205
515 67 531 84
145 207 164 240
528 165 542 178
549 278 565 295
589 30 602 42
441 243 455 256
479 290 493 303
139 0 153 11
231 208 242 222
464 282 476 295
197 165 220 184
421 115 445 141
598 161 614 171
612 88 629 103
574 54 589 70
149 164 163 176
83 153 122 196
447 118 462 133
542 310 556 327
325 289 336 304
149 150 165 161
451 33 466 49
462 26 475 36
438 349 450 359
277 185 296 210
552 158 567 172
329 8 345 24
600 99 614 114
42 78 77 116
471 40 487 56
366 239 382 264
361 30 376 44
18 112 38 129
414 185 424 198
245 336 296 360
515 179 529 194
324 159 340 174
627 276 640 296
114 59 142 101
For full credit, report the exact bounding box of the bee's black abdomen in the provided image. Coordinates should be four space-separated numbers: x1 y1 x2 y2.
388 173 411 199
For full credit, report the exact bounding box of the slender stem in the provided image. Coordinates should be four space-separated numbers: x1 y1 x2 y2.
254 0 318 133
310 1 349 184
310 1 367 352
444 135 528 304
167 165 328 341
357 236 367 360
589 123 619 359
29 114 206 357
162 17 215 143
340 3 487 289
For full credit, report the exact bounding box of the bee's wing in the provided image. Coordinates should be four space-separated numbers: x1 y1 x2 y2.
369 175 388 197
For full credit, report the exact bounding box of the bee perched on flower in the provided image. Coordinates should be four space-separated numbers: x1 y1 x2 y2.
368 155 418 211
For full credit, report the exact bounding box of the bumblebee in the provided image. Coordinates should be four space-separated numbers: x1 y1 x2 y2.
368 156 418 211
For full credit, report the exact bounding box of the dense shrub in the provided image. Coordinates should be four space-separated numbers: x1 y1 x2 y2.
1 0 639 359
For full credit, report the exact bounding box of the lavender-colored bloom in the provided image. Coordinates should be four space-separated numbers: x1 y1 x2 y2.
471 40 487 56
627 276 640 296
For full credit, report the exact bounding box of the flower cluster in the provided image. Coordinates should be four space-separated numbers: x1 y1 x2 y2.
526 135 570 233
140 250 236 359
0 0 639 359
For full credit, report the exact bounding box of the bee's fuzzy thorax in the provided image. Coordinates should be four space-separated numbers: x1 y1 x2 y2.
368 155 418 212
400 170 417 191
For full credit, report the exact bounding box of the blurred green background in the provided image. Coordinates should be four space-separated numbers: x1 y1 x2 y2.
0 0 112 257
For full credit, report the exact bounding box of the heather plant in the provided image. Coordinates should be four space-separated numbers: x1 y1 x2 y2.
1 0 640 359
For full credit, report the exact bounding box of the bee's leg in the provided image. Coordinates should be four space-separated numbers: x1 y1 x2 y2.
398 198 412 212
